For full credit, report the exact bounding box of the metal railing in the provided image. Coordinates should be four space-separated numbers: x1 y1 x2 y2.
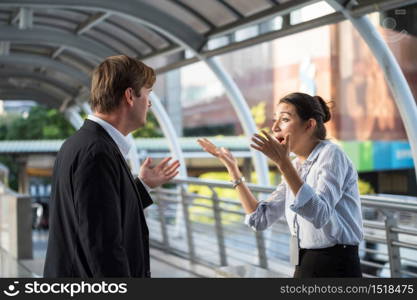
2 176 417 277
147 177 417 278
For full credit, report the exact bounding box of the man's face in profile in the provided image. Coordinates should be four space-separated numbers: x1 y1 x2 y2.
131 86 152 128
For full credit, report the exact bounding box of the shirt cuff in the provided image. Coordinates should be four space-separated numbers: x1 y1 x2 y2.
244 212 258 232
290 183 315 212
138 178 151 193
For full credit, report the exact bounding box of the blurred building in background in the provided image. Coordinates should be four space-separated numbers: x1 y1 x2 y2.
153 6 417 195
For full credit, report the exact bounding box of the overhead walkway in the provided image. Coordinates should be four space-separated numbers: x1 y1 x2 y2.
1 0 417 278
1 0 416 187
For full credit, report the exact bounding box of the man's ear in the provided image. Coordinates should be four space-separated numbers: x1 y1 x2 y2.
124 87 134 107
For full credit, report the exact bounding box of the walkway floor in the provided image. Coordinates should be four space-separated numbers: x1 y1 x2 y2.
0 230 216 278
0 247 216 278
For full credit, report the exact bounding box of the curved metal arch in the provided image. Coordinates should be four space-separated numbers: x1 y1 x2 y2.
0 26 117 59
2 1 269 184
171 0 216 30
35 19 143 57
15 0 270 185
36 11 156 55
0 0 205 51
0 87 62 108
0 54 90 86
205 57 270 186
217 0 245 19
53 46 98 68
0 70 79 97
150 93 187 177
326 0 417 181
103 16 173 50
105 20 156 52
64 105 84 129
0 81 69 103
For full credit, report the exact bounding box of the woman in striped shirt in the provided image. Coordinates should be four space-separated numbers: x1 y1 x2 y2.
197 92 363 278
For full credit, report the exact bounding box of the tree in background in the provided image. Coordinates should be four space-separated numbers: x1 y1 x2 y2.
251 101 269 133
1 106 75 140
132 111 162 138
0 106 76 190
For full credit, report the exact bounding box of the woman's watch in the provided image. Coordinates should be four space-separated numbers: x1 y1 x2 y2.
231 176 245 188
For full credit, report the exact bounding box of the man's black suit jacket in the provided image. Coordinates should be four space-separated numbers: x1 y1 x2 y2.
44 119 153 277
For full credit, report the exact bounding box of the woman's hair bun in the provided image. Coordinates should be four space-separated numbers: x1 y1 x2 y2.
313 95 331 123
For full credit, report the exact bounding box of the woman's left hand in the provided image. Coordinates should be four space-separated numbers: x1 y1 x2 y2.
250 130 291 168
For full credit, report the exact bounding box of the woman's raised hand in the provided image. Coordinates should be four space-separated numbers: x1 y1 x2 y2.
250 130 291 167
197 138 238 171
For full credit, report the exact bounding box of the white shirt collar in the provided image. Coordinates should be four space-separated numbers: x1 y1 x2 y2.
294 140 328 168
87 114 132 157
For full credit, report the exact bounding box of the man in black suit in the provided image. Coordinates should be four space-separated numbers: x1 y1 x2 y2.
44 55 180 277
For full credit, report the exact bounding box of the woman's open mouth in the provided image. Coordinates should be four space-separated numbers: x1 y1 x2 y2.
276 136 285 143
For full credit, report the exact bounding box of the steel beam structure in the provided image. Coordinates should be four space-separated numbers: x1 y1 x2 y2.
0 54 90 86
19 7 33 29
0 87 61 107
0 70 79 97
2 0 416 184
0 27 117 59
1 0 268 184
76 11 111 35
0 0 205 51
64 105 84 129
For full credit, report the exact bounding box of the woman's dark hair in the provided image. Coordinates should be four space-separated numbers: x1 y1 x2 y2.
279 92 331 140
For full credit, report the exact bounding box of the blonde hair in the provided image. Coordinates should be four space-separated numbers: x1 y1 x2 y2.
89 55 156 113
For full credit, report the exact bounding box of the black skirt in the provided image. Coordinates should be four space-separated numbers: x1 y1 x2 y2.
293 244 362 278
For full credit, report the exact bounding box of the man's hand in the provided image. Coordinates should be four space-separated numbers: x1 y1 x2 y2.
139 157 180 188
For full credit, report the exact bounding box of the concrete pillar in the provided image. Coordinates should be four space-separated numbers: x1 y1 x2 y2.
0 187 33 259
17 157 29 195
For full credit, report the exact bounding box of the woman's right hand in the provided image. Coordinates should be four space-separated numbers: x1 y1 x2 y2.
197 138 239 172
197 138 258 214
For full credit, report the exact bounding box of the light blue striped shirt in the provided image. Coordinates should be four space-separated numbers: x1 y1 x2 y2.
245 140 363 249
